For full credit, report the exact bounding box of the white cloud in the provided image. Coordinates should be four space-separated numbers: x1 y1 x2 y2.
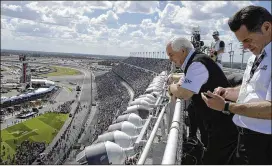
90 10 118 25
2 4 22 11
113 1 159 14
1 0 269 61
130 30 144 38
76 1 113 10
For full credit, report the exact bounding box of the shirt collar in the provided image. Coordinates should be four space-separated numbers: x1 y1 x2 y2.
257 41 271 59
181 48 195 71
263 41 271 57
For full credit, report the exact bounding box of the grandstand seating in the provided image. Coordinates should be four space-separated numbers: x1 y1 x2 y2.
122 57 171 74
76 71 168 164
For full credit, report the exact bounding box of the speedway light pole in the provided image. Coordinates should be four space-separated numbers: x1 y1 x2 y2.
240 42 249 70
228 43 234 69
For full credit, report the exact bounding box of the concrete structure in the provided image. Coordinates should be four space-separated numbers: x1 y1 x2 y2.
31 79 55 86
1 86 56 108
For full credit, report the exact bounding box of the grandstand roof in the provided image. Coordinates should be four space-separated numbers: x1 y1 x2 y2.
35 88 49 94
1 86 54 103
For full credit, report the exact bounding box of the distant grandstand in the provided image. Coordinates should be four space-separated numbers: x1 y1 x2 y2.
0 86 57 108
16 111 37 119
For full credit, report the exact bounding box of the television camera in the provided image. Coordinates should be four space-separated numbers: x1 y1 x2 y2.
190 27 207 53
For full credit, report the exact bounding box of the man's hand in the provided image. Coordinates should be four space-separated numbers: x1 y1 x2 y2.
167 85 173 97
169 84 179 97
168 83 180 98
167 74 174 85
213 87 228 98
177 77 183 86
214 86 240 102
201 91 225 111
167 85 177 102
167 73 184 85
168 83 194 100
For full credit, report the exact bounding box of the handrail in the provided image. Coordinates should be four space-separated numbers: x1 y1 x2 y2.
155 83 166 117
134 115 152 146
137 104 167 165
161 99 182 164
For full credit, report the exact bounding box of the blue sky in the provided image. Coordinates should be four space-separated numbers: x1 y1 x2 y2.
1 1 271 62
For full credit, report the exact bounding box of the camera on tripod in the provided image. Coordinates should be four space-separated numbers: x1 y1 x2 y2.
191 26 204 51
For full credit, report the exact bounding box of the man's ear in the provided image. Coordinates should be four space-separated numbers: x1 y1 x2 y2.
262 21 271 32
179 48 185 54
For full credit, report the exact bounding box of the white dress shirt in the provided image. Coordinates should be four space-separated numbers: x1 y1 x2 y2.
233 42 271 134
180 49 209 94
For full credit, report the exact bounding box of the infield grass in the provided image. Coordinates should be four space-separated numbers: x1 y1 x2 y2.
0 112 69 161
41 66 81 76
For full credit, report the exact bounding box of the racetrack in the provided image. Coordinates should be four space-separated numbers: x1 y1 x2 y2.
1 60 95 164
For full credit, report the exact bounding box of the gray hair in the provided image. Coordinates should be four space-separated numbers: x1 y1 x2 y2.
168 37 194 52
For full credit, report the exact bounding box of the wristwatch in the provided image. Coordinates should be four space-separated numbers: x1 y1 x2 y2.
222 101 231 115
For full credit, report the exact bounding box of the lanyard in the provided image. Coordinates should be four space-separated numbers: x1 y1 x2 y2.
247 50 266 83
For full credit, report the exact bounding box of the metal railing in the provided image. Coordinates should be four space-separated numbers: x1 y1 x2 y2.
137 104 167 164
161 99 183 164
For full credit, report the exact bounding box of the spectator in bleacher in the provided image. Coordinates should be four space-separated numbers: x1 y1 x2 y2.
201 5 271 165
166 37 238 164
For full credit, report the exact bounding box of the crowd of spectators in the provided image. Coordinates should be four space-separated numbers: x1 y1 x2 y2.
88 56 169 145
55 100 74 113
1 100 78 165
84 58 168 164
113 63 155 97
122 57 171 74
41 102 85 165
0 140 46 165
48 87 61 103
91 71 130 143
125 153 140 165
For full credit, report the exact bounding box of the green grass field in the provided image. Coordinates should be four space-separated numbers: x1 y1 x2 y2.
41 66 81 77
0 113 69 161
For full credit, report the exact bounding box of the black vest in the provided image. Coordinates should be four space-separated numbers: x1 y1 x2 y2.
184 52 233 123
